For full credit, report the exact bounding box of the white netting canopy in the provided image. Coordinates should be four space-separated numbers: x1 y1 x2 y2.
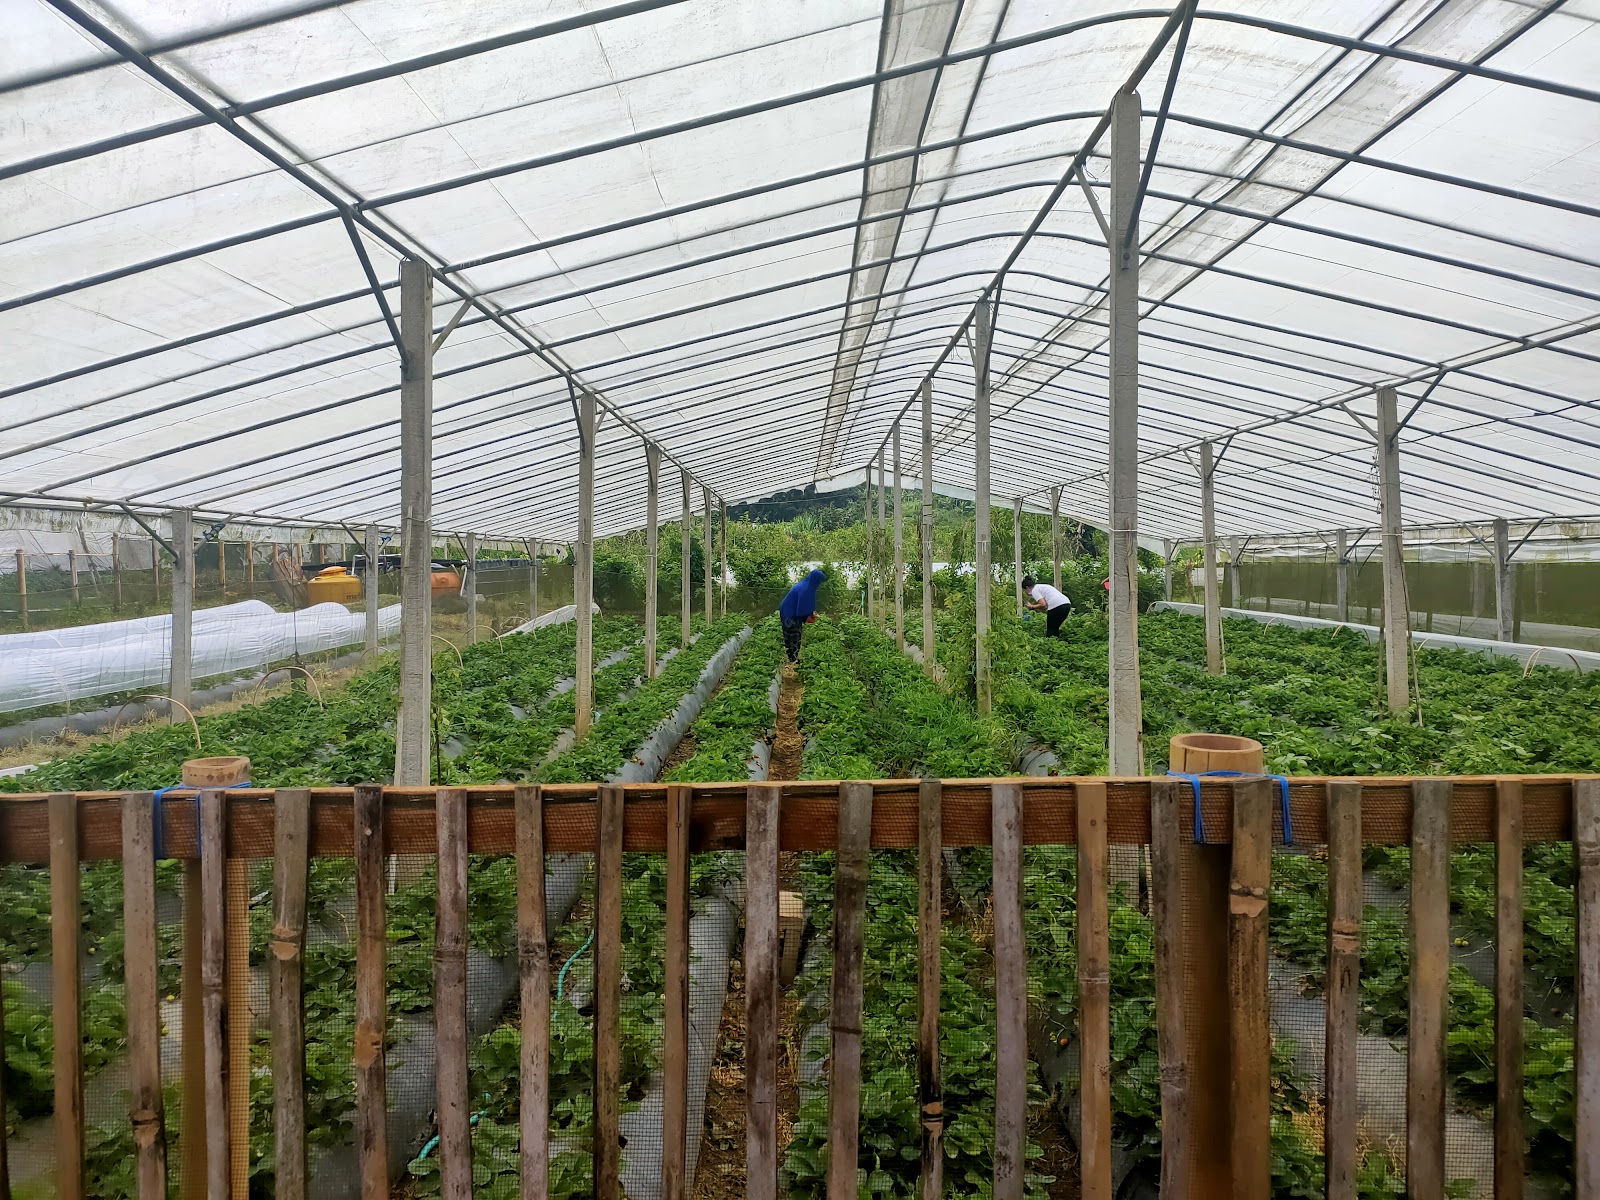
3 0 1597 544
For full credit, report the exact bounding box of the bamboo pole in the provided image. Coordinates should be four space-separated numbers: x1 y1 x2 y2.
828 781 871 1199
917 779 943 1200
353 783 389 1200
1408 779 1452 1197
992 782 1026 1200
664 785 692 1200
1574 778 1600 1197
1076 782 1112 1200
50 792 83 1199
272 789 311 1200
1149 779 1190 1198
515 785 550 1200
123 792 168 1200
435 788 472 1200
893 425 904 649
1324 781 1362 1200
1228 779 1272 1200
1494 779 1525 1200
595 784 625 1198
745 783 781 1200
199 789 230 1200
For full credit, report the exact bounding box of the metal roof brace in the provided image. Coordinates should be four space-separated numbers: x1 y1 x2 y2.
118 504 179 561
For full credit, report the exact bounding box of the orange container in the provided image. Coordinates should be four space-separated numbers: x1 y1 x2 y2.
431 570 463 595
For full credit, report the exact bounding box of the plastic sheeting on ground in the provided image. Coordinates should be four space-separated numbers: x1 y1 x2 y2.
0 599 401 712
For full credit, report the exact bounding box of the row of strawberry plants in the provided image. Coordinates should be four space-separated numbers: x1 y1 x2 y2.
662 615 784 783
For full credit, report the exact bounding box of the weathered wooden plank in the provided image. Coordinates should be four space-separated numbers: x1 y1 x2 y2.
271 788 311 1200
1149 779 1190 1199
828 780 872 1200
918 779 944 1200
50 792 85 1200
745 783 781 1200
1228 779 1272 1200
182 855 205 1200
199 789 230 1200
1324 780 1362 1200
1576 778 1600 1199
352 782 388 1200
1409 779 1452 1199
515 785 550 1200
122 793 168 1200
993 782 1026 1200
435 788 472 1200
664 785 692 1200
1076 782 1112 1200
594 784 624 1200
1495 779 1525 1200
226 853 250 1199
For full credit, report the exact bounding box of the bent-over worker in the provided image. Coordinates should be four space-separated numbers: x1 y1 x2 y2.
779 568 827 663
1021 574 1073 638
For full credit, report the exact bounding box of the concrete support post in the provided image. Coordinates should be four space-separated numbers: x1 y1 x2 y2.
1493 518 1513 643
364 524 380 657
720 503 729 620
1107 86 1143 773
702 485 713 625
575 387 597 736
69 548 80 604
920 380 936 676
893 424 905 649
864 463 875 621
1049 486 1062 592
152 538 160 595
1228 537 1243 609
973 297 994 713
530 540 539 623
681 470 692 643
1335 530 1350 624
876 453 886 628
1013 499 1024 616
112 533 122 609
644 444 660 677
462 534 478 644
1201 442 1222 675
14 551 25 629
1162 539 1174 602
396 257 434 786
1375 386 1410 713
169 509 194 716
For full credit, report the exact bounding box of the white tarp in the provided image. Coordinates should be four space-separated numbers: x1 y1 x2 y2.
0 599 401 712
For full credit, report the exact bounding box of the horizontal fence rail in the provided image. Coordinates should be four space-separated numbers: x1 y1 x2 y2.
1 775 1595 1200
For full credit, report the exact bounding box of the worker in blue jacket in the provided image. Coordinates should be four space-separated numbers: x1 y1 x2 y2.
778 568 827 664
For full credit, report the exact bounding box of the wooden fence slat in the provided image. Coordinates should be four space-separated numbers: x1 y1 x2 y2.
515 785 550 1200
1576 778 1600 1198
1076 782 1111 1200
49 792 85 1200
435 788 471 1200
993 782 1026 1200
1149 779 1190 1199
664 785 693 1200
271 788 311 1200
594 784 625 1200
828 781 872 1200
1495 779 1525 1200
182 851 205 1200
122 792 167 1200
918 779 944 1200
0 873 6 1200
352 783 388 1200
1409 779 1452 1199
745 783 781 1200
1229 779 1272 1200
1324 781 1362 1200
199 789 230 1200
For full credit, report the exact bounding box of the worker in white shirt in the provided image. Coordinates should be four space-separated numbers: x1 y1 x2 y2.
1021 575 1073 637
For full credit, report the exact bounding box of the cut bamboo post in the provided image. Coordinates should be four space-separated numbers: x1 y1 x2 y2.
217 542 226 594
124 792 169 1200
199 788 230 1200
68 548 79 604
15 551 26 629
1495 779 1525 1200
113 533 123 608
828 781 871 1200
1076 781 1112 1200
1575 778 1600 1198
917 779 944 1200
0 871 6 1200
1324 780 1362 1200
595 784 625 1199
271 788 311 1200
435 788 471 1200
992 782 1026 1200
515 785 550 1200
352 783 388 1200
1409 778 1452 1198
664 785 693 1200
1149 778 1190 1199
50 792 84 1200
745 782 781 1200
1229 778 1272 1200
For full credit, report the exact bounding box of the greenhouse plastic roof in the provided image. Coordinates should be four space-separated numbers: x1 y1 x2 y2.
3 0 1598 544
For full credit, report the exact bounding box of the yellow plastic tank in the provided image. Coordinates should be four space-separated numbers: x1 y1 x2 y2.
306 565 363 605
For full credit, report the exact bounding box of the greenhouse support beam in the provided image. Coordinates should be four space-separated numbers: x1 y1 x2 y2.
1335 530 1350 625
1013 499 1024 617
720 502 729 620
1493 518 1513 644
865 462 877 623
1050 486 1062 591
1106 87 1143 775
1376 388 1410 714
464 534 478 644
1200 442 1222 675
527 539 540 626
920 382 936 677
645 444 660 677
1162 539 1174 602
170 508 193 715
396 258 434 787
680 470 692 646
893 425 904 651
702 485 713 625
973 298 994 714
576 389 597 737
364 525 379 657
1228 537 1243 608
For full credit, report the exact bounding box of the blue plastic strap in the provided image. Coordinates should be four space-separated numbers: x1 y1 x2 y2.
153 781 251 860
1163 770 1293 846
